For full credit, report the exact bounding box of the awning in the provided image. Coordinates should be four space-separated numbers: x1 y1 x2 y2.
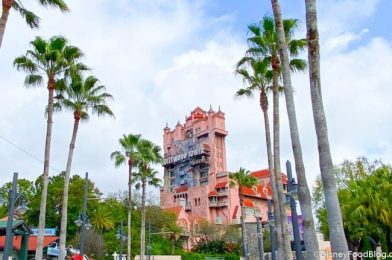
215 182 227 189
243 198 254 208
208 191 218 197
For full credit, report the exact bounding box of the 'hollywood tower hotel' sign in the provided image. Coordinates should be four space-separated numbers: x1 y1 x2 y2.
160 106 243 233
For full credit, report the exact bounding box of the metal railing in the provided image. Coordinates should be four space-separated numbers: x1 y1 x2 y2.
217 190 228 196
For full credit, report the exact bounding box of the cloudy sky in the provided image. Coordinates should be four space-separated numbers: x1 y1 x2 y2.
1 0 391 197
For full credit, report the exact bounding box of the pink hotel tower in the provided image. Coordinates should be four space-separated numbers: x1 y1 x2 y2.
160 107 284 242
160 107 287 248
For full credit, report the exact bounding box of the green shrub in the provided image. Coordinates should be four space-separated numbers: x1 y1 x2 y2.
191 239 240 255
192 240 226 254
181 252 240 260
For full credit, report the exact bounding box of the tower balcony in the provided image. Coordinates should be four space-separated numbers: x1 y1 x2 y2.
218 201 229 207
209 201 228 207
209 201 218 207
217 190 228 196
214 128 228 136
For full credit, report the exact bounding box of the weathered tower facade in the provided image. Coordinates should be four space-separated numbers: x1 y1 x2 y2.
160 106 240 228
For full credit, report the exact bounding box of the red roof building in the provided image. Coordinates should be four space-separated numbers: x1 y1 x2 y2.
250 169 288 185
235 169 289 222
0 236 59 251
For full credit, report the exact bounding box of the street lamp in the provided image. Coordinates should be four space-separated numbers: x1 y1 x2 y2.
75 213 92 230
75 172 91 258
75 212 92 256
1 172 29 260
285 161 302 260
115 220 126 260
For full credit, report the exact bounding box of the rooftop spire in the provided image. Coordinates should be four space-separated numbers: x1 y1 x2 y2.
208 105 214 114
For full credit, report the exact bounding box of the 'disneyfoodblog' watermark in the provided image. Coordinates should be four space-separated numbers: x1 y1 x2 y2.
314 250 392 259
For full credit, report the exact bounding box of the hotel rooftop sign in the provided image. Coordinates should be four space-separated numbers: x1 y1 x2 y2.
163 148 206 166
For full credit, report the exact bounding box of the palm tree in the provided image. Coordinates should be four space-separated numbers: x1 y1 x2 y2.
56 75 114 259
0 0 69 48
132 139 163 260
162 222 183 254
229 168 258 260
339 166 392 253
244 16 308 259
110 134 142 259
303 0 350 257
13 35 88 259
91 205 115 231
269 3 320 259
234 56 286 257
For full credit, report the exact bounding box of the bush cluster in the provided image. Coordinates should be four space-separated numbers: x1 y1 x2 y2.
181 252 240 260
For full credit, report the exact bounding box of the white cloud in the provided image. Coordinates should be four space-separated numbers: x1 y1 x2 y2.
322 37 392 161
324 29 369 52
318 0 380 33
316 0 380 55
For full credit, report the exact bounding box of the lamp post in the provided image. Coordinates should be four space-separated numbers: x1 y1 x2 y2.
147 217 152 260
285 161 302 260
116 220 126 260
256 216 264 260
0 172 29 260
75 172 92 258
267 199 276 260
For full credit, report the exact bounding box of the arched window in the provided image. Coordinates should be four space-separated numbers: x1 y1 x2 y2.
193 224 199 234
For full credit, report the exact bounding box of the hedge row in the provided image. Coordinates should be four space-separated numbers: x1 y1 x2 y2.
181 252 240 260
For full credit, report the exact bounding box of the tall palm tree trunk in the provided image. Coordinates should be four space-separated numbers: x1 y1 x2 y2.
270 1 320 258
171 239 176 255
272 65 293 259
305 1 349 258
128 159 133 259
35 78 55 259
59 112 80 260
0 0 13 47
260 91 284 258
140 180 147 260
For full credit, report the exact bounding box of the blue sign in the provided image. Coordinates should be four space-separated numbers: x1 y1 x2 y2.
47 245 59 256
31 228 57 236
